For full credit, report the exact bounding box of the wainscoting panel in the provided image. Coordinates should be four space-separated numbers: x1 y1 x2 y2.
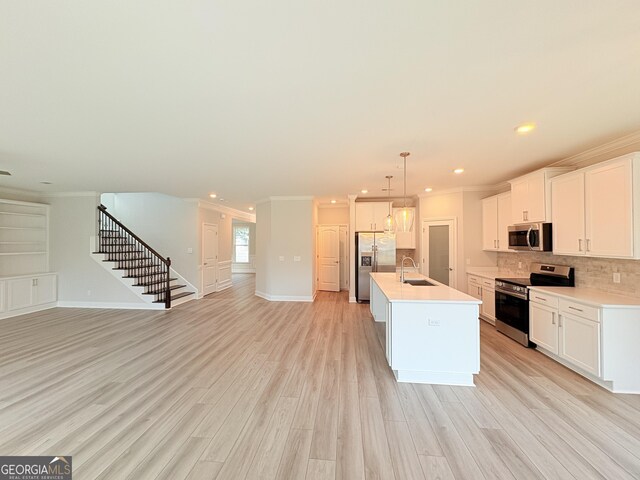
218 260 233 291
232 254 256 274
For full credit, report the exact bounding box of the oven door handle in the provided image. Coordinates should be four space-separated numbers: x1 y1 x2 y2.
526 226 534 250
495 288 528 301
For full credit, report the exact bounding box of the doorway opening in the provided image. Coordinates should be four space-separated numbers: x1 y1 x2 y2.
421 218 457 288
316 224 349 292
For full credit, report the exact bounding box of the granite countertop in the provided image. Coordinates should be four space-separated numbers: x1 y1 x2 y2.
529 286 640 309
371 272 481 304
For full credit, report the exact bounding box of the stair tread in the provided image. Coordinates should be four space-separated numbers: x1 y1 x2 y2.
153 291 194 303
133 277 178 286
143 285 186 295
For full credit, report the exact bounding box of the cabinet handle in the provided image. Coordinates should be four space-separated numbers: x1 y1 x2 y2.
494 239 497 248
586 239 591 252
523 211 526 221
559 316 563 327
535 296 546 302
568 306 584 313
32 278 38 287
496 239 499 249
552 313 556 325
578 239 583 251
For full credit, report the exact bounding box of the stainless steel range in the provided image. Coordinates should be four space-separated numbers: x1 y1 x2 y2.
495 263 574 347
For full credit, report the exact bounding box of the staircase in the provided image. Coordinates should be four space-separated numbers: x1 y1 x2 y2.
94 205 195 308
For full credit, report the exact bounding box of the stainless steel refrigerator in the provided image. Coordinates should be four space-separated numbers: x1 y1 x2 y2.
356 232 396 302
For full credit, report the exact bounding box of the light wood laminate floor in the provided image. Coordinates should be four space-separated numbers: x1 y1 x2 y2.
1 273 640 479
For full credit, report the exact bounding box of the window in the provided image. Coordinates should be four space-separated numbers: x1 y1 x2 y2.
233 225 250 263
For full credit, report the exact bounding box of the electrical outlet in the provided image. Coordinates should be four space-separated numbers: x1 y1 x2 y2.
187 247 193 254
613 272 621 284
428 318 441 327
466 258 470 265
87 290 92 297
518 261 523 269
293 256 301 262
279 256 285 261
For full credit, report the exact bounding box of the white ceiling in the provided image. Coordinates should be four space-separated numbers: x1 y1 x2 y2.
1 1 640 210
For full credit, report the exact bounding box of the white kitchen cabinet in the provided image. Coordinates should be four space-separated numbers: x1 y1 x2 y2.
530 302 558 354
551 153 639 258
482 192 512 252
355 202 392 232
1 273 57 319
497 192 511 252
467 275 482 299
551 171 585 255
559 311 600 377
509 168 572 224
467 274 494 324
525 287 640 392
393 207 416 249
482 196 498 250
480 284 495 324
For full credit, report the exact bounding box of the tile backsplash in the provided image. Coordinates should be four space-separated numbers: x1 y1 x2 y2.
396 249 419 267
497 252 640 298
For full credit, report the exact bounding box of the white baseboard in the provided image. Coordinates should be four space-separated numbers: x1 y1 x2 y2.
255 291 314 302
0 302 57 320
217 279 232 291
57 301 165 310
349 296 357 303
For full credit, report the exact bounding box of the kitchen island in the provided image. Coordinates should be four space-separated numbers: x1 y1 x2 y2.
370 272 482 386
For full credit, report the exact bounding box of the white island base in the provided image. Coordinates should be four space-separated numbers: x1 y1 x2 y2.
370 273 482 387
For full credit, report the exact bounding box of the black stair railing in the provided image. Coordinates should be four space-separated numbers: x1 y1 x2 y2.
97 204 172 308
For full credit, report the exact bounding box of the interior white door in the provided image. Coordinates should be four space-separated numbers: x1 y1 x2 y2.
422 219 456 287
339 225 349 290
202 223 218 295
318 225 340 292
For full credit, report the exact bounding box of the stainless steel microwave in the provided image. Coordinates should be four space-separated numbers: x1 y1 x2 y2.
508 223 552 251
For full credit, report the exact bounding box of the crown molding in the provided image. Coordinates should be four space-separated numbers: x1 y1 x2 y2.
0 185 43 197
548 130 640 169
417 185 500 198
317 203 349 209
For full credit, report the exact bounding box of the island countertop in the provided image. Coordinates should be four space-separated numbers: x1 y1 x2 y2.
370 272 481 304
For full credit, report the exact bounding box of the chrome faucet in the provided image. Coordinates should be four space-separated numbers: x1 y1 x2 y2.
400 255 418 283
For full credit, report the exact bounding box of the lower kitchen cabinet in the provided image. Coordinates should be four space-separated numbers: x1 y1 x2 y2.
530 302 559 354
467 274 495 324
1 273 57 319
529 287 640 393
558 311 600 377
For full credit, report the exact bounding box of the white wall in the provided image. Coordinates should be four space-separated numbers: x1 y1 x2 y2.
105 193 200 290
48 194 144 305
255 197 314 301
318 205 349 224
419 190 494 290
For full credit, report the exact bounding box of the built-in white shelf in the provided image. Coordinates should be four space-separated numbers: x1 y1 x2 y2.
0 198 50 276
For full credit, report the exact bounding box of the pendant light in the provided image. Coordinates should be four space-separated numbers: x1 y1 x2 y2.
383 175 395 234
394 151 415 232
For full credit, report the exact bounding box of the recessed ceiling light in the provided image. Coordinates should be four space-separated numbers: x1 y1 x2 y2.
219 198 225 202
515 123 536 134
453 168 464 174
248 206 254 211
330 200 337 204
424 187 433 192
209 193 217 199
361 189 368 194
0 170 11 176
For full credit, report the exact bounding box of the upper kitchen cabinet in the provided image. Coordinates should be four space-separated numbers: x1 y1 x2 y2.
509 168 573 224
482 192 512 251
355 202 392 232
393 207 416 249
551 152 640 258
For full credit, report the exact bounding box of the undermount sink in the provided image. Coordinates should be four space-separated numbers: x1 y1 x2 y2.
403 279 436 286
